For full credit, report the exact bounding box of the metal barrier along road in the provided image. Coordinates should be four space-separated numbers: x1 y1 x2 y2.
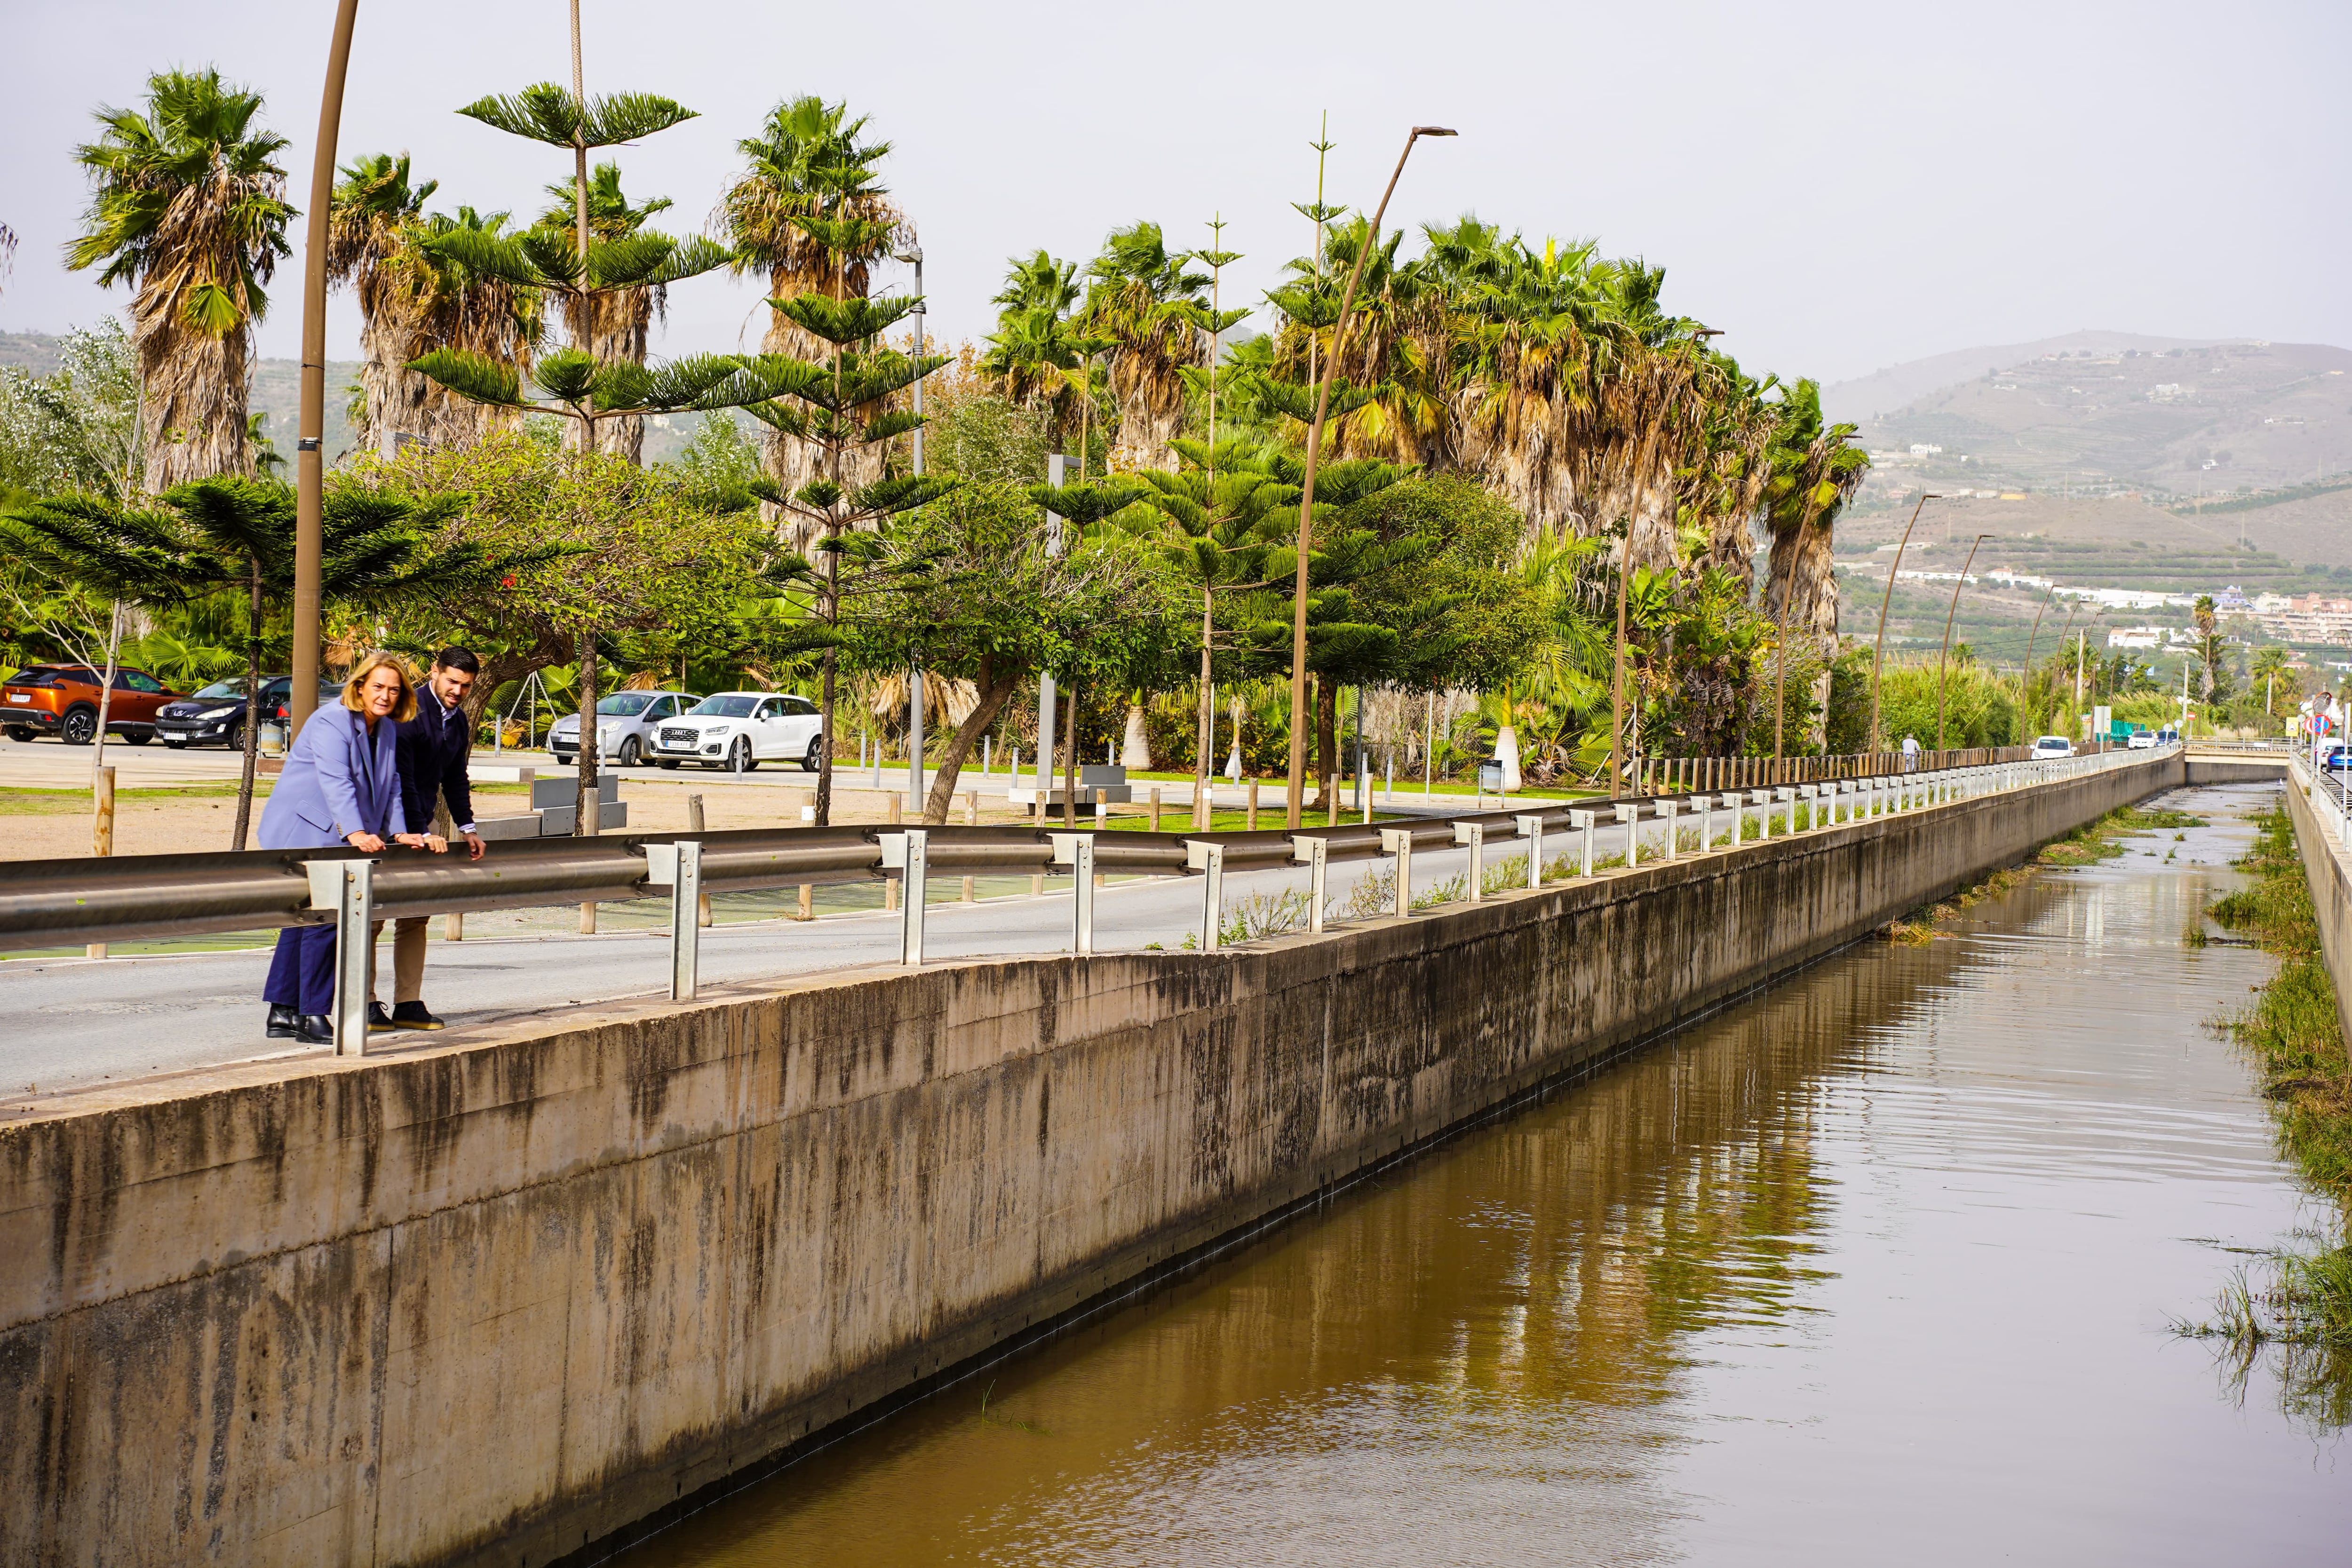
0 745 2172 1054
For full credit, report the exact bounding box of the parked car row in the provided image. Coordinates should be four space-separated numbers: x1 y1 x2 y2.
550 689 827 772
3 663 182 744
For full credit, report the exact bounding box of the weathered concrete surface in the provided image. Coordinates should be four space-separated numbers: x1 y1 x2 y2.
2280 762 2352 1049
0 754 2186 1568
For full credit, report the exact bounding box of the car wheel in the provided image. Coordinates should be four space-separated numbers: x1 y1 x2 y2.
123 730 151 746
730 738 757 773
617 736 642 768
657 759 681 771
224 720 244 753
803 737 825 772
61 706 98 745
5 726 35 743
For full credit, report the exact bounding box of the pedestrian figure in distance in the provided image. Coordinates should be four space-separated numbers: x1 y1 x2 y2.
367 647 485 1032
1902 734 1922 773
255 653 446 1044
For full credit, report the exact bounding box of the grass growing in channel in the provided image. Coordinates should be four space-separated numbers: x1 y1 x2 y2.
2175 802 2352 1426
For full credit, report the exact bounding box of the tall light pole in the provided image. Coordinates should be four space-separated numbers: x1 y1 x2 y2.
1866 491 1938 757
1283 124 1455 828
290 0 361 740
2018 580 2058 732
1934 533 1992 751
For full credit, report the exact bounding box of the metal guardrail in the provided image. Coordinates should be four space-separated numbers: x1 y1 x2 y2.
0 745 2172 1055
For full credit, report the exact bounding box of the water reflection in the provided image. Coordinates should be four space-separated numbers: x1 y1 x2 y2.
628 784 2346 1566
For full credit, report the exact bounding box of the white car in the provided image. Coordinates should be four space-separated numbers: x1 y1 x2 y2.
549 689 698 767
650 691 826 772
2031 734 2074 760
2125 731 2156 750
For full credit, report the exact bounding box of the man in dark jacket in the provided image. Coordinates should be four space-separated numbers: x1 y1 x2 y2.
368 647 485 1029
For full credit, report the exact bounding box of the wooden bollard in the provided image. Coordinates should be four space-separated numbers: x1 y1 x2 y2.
1247 778 1258 831
1149 786 1162 833
963 790 978 902
688 794 716 926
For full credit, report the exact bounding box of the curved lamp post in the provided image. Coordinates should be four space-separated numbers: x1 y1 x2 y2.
1934 532 1993 750
1283 124 1455 829
1865 491 1938 757
290 0 361 740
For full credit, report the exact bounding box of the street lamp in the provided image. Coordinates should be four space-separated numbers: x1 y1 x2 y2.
290 0 362 740
1866 491 1938 757
898 245 927 810
1934 533 1993 751
1283 124 1456 828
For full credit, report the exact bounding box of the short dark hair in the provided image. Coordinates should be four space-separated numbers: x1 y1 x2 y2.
432 647 481 676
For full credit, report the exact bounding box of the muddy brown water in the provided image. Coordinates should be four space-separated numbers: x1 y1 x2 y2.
621 782 2346 1567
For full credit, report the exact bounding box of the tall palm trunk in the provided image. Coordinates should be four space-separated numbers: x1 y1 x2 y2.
133 310 251 488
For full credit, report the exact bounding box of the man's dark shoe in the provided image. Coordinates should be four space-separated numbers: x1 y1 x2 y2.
266 1003 299 1040
390 1000 446 1031
367 1001 399 1033
295 1014 334 1045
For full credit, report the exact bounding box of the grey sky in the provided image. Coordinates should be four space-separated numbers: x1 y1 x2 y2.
5 0 2345 392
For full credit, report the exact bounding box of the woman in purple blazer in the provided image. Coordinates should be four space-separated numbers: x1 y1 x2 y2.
258 653 445 1042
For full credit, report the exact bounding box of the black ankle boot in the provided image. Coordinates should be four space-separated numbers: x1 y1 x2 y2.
267 1004 299 1039
296 1014 334 1045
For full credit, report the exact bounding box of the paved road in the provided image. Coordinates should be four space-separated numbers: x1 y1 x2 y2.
8 832 1617 1099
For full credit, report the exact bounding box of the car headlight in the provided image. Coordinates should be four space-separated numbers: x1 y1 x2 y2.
200 705 239 719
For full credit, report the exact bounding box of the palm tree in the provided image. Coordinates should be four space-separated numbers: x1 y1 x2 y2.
1080 223 1211 471
718 96 902 497
330 155 541 455
66 68 294 491
1760 378 1868 753
982 251 1088 451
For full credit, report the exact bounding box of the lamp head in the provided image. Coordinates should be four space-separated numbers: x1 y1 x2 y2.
1412 126 1459 138
895 245 924 265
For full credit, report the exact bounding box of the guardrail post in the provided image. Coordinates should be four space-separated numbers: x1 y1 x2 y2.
1514 813 1545 887
1049 832 1096 955
1290 834 1329 931
1720 792 1743 846
1454 820 1486 899
1773 786 1795 836
1186 839 1225 949
1656 798 1680 860
1614 802 1642 862
878 829 927 964
1379 826 1417 913
643 840 703 1001
1696 794 1714 850
1568 809 1597 876
304 857 376 1057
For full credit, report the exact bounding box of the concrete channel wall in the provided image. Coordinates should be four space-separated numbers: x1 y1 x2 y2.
0 753 2185 1568
2281 761 2352 1049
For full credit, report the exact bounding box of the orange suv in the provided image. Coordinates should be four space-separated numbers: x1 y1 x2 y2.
1 664 186 745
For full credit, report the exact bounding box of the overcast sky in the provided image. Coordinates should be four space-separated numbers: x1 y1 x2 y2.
5 0 2346 389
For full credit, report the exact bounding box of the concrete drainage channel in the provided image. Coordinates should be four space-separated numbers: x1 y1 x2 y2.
0 748 2203 1568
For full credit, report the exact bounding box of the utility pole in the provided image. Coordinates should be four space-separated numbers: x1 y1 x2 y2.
1867 492 1939 755
903 245 926 813
1934 533 1991 750
1283 124 1456 828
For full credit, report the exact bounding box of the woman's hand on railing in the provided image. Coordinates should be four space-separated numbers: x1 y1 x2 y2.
345 832 385 854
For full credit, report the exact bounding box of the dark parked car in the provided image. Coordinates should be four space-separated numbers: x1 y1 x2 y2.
2 663 185 744
155 676 338 749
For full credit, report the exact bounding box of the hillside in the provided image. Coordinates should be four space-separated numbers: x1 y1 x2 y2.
1 329 715 466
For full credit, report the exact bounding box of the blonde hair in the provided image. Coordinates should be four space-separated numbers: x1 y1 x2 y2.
341 651 419 724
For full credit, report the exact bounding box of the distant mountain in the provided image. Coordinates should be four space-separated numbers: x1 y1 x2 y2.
1829 332 2352 501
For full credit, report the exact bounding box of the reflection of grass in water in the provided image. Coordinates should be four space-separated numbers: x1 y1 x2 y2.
2173 801 2352 1429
